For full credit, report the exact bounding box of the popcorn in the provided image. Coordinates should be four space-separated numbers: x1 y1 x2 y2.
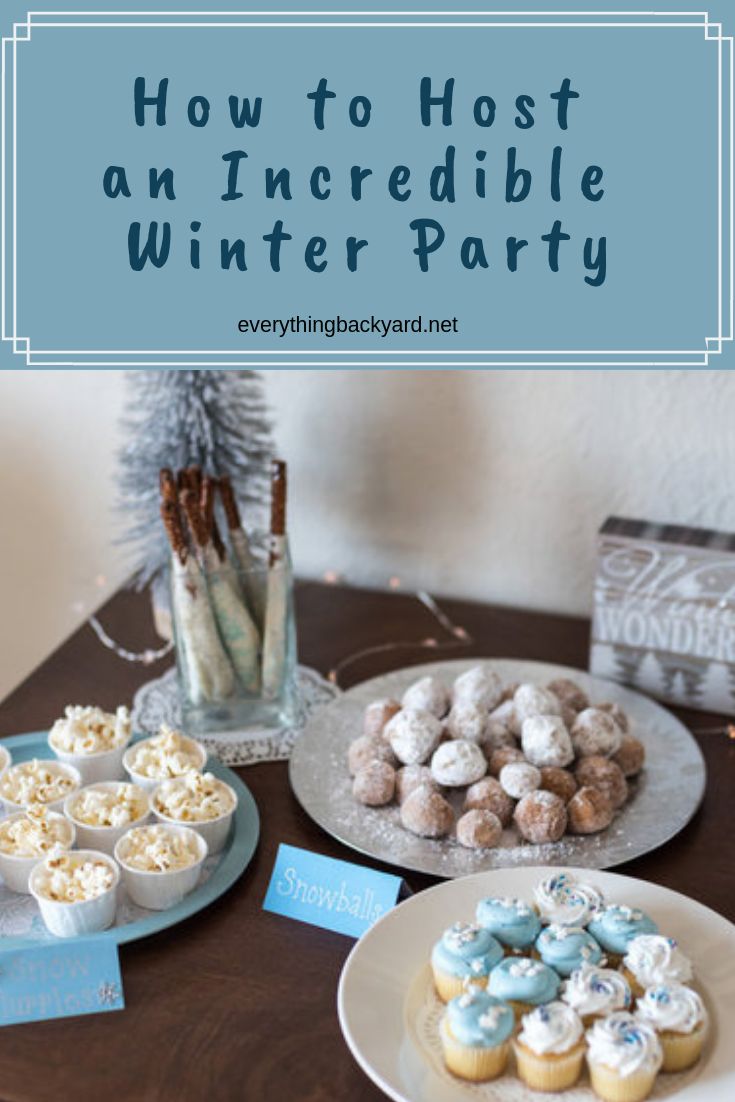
49 704 131 755
119 825 201 872
0 759 79 806
153 771 235 823
127 727 203 780
0 804 72 857
34 853 116 903
68 783 147 828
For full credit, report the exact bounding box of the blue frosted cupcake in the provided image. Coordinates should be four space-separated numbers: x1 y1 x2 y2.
487 955 560 1018
587 904 658 964
431 922 504 1002
440 988 515 1081
475 896 541 953
535 924 604 977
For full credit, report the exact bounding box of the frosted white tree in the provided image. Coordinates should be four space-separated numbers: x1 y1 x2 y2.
117 371 273 593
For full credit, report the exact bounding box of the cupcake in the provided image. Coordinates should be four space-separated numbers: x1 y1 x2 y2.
535 924 603 977
534 872 605 927
586 1012 663 1102
487 956 560 1018
587 904 658 965
635 984 708 1072
439 987 514 1081
513 1001 586 1091
431 922 504 1002
622 935 693 998
561 962 632 1026
475 896 541 953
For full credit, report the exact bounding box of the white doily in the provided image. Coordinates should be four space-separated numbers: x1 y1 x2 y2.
131 665 340 766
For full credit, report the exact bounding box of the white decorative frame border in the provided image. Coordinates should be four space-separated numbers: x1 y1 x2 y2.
1 9 732 367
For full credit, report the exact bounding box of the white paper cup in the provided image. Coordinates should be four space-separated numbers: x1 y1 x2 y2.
0 760 82 815
49 731 132 785
114 825 207 911
0 743 11 779
0 812 76 894
122 736 207 792
64 782 150 856
151 778 237 855
29 850 120 938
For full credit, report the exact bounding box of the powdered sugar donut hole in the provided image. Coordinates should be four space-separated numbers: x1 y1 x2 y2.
445 701 488 742
352 760 395 806
431 739 487 787
514 683 562 725
499 760 541 799
347 735 397 776
452 664 504 711
571 708 624 758
547 677 589 713
395 764 439 805
363 698 402 741
385 708 442 765
521 714 574 769
456 809 502 850
401 676 450 719
514 789 568 843
463 776 515 827
400 785 454 838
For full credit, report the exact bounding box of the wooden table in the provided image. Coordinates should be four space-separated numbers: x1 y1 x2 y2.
0 582 732 1102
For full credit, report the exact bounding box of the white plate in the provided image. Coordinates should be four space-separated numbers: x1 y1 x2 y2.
290 659 706 877
338 866 735 1102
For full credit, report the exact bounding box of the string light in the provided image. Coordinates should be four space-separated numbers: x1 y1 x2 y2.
88 615 173 666
326 583 474 685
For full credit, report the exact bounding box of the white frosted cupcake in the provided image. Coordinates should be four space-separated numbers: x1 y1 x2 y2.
561 962 632 1026
29 850 119 937
0 804 75 893
513 1001 586 1091
622 934 693 998
48 704 131 784
635 984 708 1071
64 782 150 855
534 872 605 927
152 771 236 854
586 1012 663 1102
0 758 81 813
123 727 206 791
114 824 207 910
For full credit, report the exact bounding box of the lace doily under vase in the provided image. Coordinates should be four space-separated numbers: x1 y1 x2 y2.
132 665 340 766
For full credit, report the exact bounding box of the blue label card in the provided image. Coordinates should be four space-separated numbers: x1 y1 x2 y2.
0 938 124 1026
263 844 402 939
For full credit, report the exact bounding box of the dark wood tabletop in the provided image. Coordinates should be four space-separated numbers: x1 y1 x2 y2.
0 581 732 1102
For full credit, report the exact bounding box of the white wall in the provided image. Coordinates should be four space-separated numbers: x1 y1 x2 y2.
1 369 733 700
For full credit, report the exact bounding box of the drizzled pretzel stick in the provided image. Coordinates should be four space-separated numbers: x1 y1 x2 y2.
268 460 287 565
201 476 227 562
262 459 290 698
218 475 242 532
179 488 209 551
160 500 188 565
159 468 177 505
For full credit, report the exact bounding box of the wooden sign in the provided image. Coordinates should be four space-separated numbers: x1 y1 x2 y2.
590 517 735 716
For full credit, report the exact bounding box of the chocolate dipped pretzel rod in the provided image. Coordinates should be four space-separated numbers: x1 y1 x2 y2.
169 489 236 704
262 459 290 699
181 483 261 693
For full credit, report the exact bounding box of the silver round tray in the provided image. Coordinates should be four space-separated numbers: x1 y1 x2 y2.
289 658 706 878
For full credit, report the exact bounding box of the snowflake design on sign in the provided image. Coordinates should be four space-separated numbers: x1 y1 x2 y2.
132 664 340 766
97 981 122 1007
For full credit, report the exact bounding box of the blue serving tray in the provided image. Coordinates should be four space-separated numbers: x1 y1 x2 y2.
0 731 259 948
